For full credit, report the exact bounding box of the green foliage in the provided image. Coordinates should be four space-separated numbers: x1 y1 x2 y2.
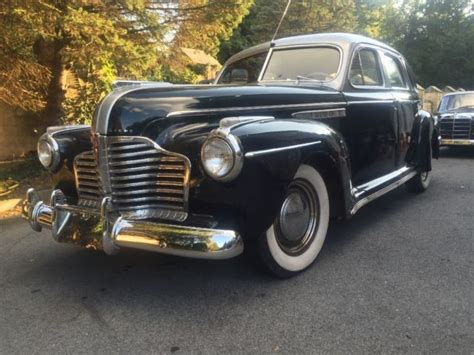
0 0 252 124
381 0 474 89
219 0 357 62
1 0 473 125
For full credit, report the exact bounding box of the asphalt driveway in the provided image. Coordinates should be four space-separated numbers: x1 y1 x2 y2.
1 147 473 353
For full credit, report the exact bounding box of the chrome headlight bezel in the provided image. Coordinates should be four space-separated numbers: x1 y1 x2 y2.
37 133 60 170
201 131 243 182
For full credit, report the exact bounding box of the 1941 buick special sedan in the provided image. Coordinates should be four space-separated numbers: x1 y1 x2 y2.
23 33 438 277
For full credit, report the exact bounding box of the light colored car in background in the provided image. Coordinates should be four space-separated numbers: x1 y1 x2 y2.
437 91 474 146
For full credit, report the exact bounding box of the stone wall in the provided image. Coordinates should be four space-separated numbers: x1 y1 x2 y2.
0 104 45 161
417 85 465 113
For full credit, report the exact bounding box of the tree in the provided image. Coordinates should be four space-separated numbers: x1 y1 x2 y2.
219 0 357 62
0 0 252 125
353 0 393 38
162 0 253 83
381 0 474 89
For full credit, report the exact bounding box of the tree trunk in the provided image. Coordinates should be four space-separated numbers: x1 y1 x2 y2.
40 38 64 128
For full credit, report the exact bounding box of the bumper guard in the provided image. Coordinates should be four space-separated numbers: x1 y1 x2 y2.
22 188 244 260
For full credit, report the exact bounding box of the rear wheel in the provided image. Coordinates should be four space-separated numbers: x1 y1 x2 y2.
405 170 431 193
258 164 330 278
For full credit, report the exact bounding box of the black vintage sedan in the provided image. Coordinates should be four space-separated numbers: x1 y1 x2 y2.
437 91 474 146
24 33 438 277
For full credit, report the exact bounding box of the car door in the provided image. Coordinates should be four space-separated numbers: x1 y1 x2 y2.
344 46 398 185
380 52 419 168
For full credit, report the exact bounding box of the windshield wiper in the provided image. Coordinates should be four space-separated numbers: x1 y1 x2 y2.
296 75 321 82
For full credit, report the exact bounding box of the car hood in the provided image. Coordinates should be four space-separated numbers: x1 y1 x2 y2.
93 84 345 140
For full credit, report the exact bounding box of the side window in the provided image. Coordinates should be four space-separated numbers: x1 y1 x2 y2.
349 49 383 87
218 52 267 84
381 54 406 88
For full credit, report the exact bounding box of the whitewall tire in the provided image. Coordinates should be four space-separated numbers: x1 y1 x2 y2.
258 164 330 278
406 170 431 193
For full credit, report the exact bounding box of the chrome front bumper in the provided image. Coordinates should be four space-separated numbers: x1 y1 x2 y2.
439 139 474 146
22 188 244 260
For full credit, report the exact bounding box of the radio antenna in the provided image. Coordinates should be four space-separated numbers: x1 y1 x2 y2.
271 0 292 42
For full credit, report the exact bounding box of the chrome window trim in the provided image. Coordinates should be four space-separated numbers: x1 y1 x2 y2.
166 102 345 118
257 43 344 83
347 44 387 90
245 141 321 158
380 51 410 91
214 50 270 85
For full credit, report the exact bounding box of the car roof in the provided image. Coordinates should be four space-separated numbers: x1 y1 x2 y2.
223 32 399 66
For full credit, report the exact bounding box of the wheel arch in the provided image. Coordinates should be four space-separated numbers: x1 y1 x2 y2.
406 109 437 171
304 152 347 219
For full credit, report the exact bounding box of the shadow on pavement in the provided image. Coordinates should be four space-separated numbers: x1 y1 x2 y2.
13 183 418 299
439 146 474 159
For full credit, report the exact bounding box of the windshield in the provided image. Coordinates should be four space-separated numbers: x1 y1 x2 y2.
439 93 474 111
262 47 340 82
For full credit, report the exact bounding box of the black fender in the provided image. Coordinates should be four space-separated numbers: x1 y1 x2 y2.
46 125 92 199
405 110 438 171
226 118 353 233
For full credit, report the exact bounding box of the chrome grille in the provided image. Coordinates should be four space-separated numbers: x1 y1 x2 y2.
104 136 190 221
73 136 190 220
440 118 473 139
74 151 101 207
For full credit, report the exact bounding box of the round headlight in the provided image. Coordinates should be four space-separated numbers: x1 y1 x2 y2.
201 137 235 178
37 139 54 167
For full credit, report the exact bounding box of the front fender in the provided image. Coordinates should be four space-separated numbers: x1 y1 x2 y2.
232 119 353 222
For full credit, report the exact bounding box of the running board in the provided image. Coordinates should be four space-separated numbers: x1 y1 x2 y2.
351 167 417 215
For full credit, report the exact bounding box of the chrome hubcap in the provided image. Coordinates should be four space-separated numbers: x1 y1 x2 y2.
275 179 319 255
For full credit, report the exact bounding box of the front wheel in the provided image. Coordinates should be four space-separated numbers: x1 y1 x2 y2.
258 164 330 278
405 170 431 193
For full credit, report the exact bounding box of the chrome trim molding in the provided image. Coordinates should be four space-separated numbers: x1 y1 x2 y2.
218 116 274 132
46 125 90 137
166 102 345 118
347 100 394 105
292 108 346 120
257 44 344 83
350 169 417 215
111 217 244 260
101 135 191 221
245 141 321 158
440 139 474 145
94 84 173 135
202 128 244 182
37 133 61 170
22 188 72 240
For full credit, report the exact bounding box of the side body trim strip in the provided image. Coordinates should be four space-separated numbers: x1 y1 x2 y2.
350 168 417 215
245 141 321 158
